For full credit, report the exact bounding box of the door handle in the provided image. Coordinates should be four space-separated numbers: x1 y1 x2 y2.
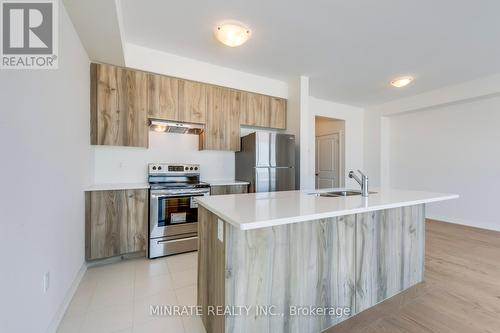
157 236 198 244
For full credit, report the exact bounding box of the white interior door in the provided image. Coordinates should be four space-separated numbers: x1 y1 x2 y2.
315 134 340 189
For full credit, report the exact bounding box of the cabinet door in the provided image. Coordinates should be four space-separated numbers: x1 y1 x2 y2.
270 97 286 129
179 80 207 124
92 64 149 148
201 87 241 151
122 189 148 253
147 73 179 121
240 92 271 128
225 89 242 151
85 189 148 260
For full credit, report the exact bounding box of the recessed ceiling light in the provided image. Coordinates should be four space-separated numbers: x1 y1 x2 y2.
390 76 414 88
214 21 251 47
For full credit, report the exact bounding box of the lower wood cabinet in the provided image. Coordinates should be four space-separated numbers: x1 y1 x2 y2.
85 189 148 260
210 184 248 195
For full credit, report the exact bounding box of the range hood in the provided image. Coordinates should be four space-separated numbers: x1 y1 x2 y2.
149 120 204 135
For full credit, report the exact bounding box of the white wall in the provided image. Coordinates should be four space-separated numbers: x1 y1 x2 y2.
0 4 91 332
306 97 365 189
366 72 500 188
94 132 234 183
92 43 290 184
124 43 288 98
285 77 304 188
364 73 500 232
389 95 500 231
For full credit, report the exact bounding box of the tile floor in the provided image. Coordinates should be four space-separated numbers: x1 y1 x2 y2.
57 252 206 333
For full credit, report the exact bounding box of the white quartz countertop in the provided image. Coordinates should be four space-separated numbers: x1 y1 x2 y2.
205 180 250 186
84 183 150 191
196 188 459 230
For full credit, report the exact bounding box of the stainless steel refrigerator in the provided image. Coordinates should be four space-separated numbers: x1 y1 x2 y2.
236 132 296 192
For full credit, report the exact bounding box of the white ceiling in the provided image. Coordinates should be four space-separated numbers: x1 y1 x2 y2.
108 1 500 106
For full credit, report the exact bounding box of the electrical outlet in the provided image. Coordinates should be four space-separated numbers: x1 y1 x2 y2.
43 272 50 293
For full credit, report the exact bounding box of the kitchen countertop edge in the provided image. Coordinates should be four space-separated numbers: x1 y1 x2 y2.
205 180 250 186
197 189 459 231
84 183 150 192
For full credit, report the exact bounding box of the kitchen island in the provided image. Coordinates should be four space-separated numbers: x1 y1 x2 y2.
196 189 458 333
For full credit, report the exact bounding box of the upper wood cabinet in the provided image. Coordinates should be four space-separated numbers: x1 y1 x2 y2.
270 97 287 129
200 87 241 151
147 75 207 124
90 63 287 150
147 74 179 121
179 80 207 124
240 92 286 129
90 63 149 148
240 92 269 127
85 189 148 260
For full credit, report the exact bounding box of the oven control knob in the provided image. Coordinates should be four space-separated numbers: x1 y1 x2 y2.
185 167 189 171
158 166 162 170
152 166 157 170
190 167 194 170
194 167 198 170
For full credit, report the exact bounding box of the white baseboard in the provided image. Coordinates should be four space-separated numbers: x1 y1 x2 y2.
427 214 500 232
46 262 88 333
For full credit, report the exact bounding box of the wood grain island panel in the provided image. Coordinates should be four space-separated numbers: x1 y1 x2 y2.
198 204 425 333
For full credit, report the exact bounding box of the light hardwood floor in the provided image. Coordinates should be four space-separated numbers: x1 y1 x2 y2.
326 219 500 333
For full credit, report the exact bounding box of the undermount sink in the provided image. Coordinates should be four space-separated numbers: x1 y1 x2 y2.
309 190 377 197
320 190 363 197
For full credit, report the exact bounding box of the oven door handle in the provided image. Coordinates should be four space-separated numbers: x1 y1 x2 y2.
157 236 198 244
152 191 209 199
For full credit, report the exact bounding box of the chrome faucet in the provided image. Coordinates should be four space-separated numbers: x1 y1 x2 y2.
349 170 369 197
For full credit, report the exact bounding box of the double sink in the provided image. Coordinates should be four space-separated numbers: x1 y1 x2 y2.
310 190 376 197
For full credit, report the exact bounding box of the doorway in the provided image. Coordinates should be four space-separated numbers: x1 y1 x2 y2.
315 117 345 189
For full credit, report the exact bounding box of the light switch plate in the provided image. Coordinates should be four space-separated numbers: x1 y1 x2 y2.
217 219 224 242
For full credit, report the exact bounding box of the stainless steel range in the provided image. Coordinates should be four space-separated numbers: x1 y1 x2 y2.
148 163 210 258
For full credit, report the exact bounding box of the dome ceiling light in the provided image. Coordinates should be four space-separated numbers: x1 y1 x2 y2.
390 76 414 88
214 21 251 47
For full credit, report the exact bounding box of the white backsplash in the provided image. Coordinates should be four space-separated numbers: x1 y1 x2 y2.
93 131 235 184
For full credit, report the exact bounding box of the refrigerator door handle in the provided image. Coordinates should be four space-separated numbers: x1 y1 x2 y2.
270 132 276 167
270 167 276 192
256 132 271 167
